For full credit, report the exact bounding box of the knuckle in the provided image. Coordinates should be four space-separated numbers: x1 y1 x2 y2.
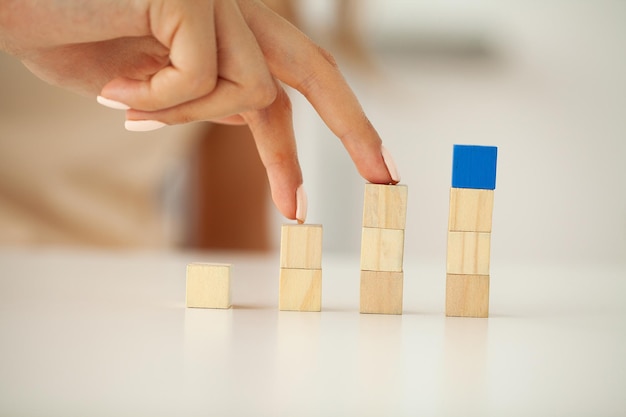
243 76 277 110
295 46 340 95
266 151 298 173
316 45 339 70
190 71 218 96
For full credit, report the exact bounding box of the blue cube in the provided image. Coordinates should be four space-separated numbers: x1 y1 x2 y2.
452 145 498 190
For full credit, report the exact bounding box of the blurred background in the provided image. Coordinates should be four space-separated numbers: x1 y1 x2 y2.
1 0 624 265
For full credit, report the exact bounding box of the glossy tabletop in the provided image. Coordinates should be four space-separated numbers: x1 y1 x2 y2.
1 249 625 416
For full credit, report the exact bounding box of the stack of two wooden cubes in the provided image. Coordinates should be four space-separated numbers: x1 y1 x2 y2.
279 224 323 312
360 183 408 315
446 145 498 318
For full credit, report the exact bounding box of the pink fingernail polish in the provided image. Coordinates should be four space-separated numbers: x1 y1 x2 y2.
97 95 130 110
381 145 401 183
296 185 308 224
125 120 167 132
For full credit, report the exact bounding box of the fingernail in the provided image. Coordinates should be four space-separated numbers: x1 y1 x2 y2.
97 95 130 110
381 145 401 183
125 120 167 132
295 185 308 224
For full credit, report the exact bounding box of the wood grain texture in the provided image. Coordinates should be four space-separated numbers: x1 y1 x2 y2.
362 184 408 229
446 231 491 275
446 274 489 317
448 188 494 232
360 227 404 272
280 224 323 269
186 263 231 309
279 268 322 312
360 270 403 315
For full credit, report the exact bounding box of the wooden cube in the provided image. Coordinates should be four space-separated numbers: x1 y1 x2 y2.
446 231 491 275
448 188 494 232
186 263 231 309
280 224 323 269
446 274 489 317
360 227 404 272
362 184 408 229
360 271 403 315
279 268 322 312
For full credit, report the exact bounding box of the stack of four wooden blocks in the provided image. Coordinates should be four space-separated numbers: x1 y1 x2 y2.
446 145 498 318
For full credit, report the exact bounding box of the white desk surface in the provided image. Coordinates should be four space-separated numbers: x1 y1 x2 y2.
0 249 624 417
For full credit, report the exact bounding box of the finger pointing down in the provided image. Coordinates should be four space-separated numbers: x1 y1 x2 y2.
242 81 305 222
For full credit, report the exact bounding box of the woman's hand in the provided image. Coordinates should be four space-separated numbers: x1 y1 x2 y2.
0 0 399 222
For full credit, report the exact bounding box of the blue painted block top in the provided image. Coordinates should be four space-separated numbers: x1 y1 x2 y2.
452 145 498 190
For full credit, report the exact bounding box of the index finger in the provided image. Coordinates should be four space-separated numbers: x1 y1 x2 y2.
239 1 399 185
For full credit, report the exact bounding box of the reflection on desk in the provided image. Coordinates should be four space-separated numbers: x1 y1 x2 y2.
1 249 624 416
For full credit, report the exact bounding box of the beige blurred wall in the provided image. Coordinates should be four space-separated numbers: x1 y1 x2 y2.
1 1 624 261
0 53 199 248
290 1 626 263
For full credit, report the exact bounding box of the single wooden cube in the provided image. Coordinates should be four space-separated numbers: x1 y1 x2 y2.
360 227 404 272
448 187 494 232
360 270 403 315
280 224 323 269
362 183 408 229
446 231 491 275
446 274 490 318
186 263 231 309
279 268 322 312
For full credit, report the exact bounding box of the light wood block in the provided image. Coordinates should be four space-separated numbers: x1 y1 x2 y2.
280 224 323 269
448 188 494 232
186 263 231 309
363 184 408 229
279 268 322 312
446 231 491 275
360 271 403 315
446 274 490 317
360 227 404 272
